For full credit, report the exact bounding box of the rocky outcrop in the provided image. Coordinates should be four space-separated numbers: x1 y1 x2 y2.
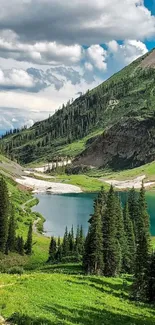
74 117 155 170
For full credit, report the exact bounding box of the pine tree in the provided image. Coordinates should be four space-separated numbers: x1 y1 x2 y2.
79 225 84 255
115 194 125 273
48 237 57 262
146 252 155 302
132 183 151 300
123 202 135 273
97 186 107 215
0 177 9 253
62 226 69 256
103 186 120 277
83 200 103 275
25 222 33 255
17 236 24 255
55 237 62 262
7 205 16 252
83 229 91 273
75 225 80 253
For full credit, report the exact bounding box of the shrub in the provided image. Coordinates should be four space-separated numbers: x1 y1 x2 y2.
7 266 24 275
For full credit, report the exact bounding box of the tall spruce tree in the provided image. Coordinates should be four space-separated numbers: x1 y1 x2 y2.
17 236 24 255
132 183 151 300
7 205 16 252
0 177 9 253
146 251 155 302
103 186 120 276
62 226 69 256
83 198 103 275
115 195 125 273
123 202 135 273
25 222 33 255
48 237 57 262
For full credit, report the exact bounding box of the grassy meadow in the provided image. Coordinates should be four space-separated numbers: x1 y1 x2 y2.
0 271 155 325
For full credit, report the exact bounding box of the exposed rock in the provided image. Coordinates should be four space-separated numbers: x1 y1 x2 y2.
74 117 155 170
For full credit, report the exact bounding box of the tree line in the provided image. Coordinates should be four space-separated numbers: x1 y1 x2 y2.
48 225 85 263
0 177 33 256
48 184 155 302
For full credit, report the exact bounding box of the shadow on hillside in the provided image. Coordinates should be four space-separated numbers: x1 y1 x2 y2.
40 263 83 274
8 303 155 325
43 303 154 325
8 313 54 325
65 276 130 300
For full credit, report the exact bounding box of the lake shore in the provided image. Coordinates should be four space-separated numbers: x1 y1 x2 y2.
16 176 82 194
102 175 155 189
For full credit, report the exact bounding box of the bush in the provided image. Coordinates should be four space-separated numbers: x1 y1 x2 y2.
7 266 24 275
61 254 82 263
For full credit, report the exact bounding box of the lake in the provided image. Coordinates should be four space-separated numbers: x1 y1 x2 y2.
32 192 155 237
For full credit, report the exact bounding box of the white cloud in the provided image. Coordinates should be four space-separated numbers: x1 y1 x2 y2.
0 68 35 89
108 40 119 53
87 45 107 70
24 119 34 128
107 39 148 65
0 32 83 65
0 0 154 44
84 62 93 71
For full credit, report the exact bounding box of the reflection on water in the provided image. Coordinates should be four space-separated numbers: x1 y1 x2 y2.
32 192 155 237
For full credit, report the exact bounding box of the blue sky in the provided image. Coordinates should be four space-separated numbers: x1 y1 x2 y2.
0 0 155 133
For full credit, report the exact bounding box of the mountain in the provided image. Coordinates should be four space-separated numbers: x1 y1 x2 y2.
1 49 155 168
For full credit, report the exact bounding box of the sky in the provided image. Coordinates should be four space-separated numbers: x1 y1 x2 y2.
0 0 155 133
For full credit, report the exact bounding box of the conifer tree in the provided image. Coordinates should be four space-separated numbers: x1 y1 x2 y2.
83 229 91 273
79 225 84 255
0 177 9 253
62 226 69 256
49 237 57 262
146 252 155 302
83 200 103 275
123 202 135 273
103 186 120 276
132 183 151 300
70 225 75 252
55 237 62 262
7 205 16 252
115 195 125 272
75 225 80 253
97 186 107 215
25 222 33 255
17 236 24 255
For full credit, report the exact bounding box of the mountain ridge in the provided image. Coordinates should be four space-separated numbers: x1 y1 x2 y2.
1 49 155 169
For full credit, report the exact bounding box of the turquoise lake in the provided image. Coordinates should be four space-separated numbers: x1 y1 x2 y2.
32 192 155 237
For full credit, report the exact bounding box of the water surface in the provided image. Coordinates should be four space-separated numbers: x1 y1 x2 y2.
32 192 155 237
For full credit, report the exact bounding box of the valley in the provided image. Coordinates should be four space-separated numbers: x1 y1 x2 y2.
1 49 155 325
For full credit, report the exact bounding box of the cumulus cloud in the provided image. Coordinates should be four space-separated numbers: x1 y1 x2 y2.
107 39 148 65
86 45 107 70
0 68 36 90
0 0 154 45
0 65 97 92
0 32 83 65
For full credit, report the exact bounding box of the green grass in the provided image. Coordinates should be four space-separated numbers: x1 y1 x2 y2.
56 174 109 192
0 173 50 271
0 272 155 325
56 129 104 157
102 161 155 182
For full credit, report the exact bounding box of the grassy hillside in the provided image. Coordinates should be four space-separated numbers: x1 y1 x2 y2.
0 271 155 325
2 50 155 165
0 156 50 271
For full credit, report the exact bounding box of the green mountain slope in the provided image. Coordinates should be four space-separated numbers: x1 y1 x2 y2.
1 49 155 166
